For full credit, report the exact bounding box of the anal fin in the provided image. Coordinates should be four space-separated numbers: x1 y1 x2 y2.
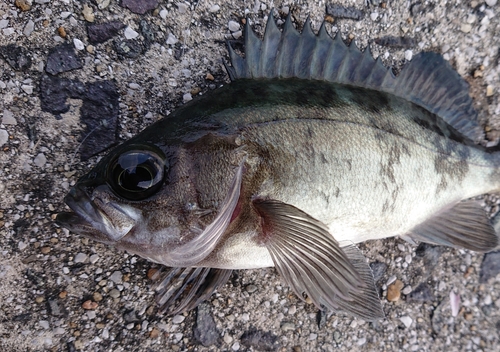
410 199 498 252
152 267 232 315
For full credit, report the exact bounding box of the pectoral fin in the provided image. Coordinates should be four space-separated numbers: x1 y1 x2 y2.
253 199 383 319
153 267 232 315
410 199 498 252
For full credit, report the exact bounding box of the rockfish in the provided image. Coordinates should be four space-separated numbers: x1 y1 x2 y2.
56 15 499 321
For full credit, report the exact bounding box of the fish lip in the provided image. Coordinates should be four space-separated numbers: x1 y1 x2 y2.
57 186 120 240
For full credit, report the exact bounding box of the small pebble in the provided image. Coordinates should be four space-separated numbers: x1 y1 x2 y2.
74 253 87 263
228 20 240 32
73 38 85 51
39 320 50 329
402 285 412 295
246 284 257 293
387 279 404 301
59 291 67 299
40 246 51 254
183 93 192 102
370 12 379 21
159 9 168 19
400 316 413 328
109 271 123 284
309 333 318 340
23 20 34 36
281 322 295 331
82 4 95 22
34 153 47 167
149 327 159 338
21 85 33 94
124 27 139 39
93 292 103 302
404 50 413 61
82 300 98 310
485 0 497 6
232 342 240 351
2 109 16 125
89 254 99 264
486 85 494 97
166 33 178 45
177 2 188 13
209 4 220 12
461 23 472 33
109 289 120 298
172 315 185 324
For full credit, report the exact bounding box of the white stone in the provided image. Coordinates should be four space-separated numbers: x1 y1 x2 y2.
404 50 413 61
172 315 185 324
129 83 140 89
228 20 240 32
34 153 47 167
73 38 85 51
3 28 15 36
0 81 6 89
39 320 50 329
209 4 220 12
2 109 16 125
124 27 139 39
109 271 123 284
166 33 178 45
402 285 412 295
183 93 192 102
24 20 35 36
370 12 379 21
176 2 189 13
74 253 88 263
485 0 497 6
232 342 240 351
159 9 168 19
89 254 99 264
21 85 33 94
60 11 72 19
18 241 28 250
309 333 318 340
0 20 9 29
400 316 412 328
461 23 472 33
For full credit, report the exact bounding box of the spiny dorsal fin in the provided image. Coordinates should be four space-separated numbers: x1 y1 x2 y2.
226 12 483 142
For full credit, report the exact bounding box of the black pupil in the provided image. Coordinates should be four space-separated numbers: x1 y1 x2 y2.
115 153 160 192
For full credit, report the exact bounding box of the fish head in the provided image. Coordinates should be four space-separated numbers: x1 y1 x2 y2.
56 136 244 265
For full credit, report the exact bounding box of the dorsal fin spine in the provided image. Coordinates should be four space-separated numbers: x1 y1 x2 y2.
226 12 483 141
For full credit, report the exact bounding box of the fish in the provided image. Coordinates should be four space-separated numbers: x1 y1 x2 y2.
56 14 500 321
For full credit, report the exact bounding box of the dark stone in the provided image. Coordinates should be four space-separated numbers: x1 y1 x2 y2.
482 304 493 317
121 0 158 15
12 313 32 322
79 80 120 160
415 243 442 268
326 4 364 20
316 309 327 329
48 298 63 316
67 341 76 352
39 75 85 115
87 21 125 44
114 39 145 59
370 261 387 283
39 75 119 159
407 283 434 302
123 309 139 323
45 43 82 75
240 329 279 351
193 303 219 347
480 251 500 283
0 44 32 70
374 36 416 49
140 20 155 44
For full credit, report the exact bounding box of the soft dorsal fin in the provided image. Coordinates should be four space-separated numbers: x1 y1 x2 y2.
225 13 483 142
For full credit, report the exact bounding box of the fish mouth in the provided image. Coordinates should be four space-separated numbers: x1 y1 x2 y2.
56 186 132 243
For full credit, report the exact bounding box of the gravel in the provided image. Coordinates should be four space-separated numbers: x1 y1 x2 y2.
1 0 500 351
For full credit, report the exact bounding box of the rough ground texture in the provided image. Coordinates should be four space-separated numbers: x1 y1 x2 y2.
1 0 500 351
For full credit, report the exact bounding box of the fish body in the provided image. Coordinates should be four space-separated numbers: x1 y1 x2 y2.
56 15 499 320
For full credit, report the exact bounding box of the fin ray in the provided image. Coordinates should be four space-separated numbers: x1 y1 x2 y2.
410 199 498 252
226 13 482 141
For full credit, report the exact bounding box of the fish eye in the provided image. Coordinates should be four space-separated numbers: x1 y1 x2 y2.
107 147 167 201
